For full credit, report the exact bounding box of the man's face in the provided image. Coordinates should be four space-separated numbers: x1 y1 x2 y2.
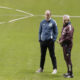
63 16 70 24
63 19 69 24
45 11 51 21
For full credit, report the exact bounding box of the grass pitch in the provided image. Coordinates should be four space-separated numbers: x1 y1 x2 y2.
0 0 80 80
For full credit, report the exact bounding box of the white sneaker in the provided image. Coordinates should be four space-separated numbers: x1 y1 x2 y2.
36 68 43 73
52 69 57 74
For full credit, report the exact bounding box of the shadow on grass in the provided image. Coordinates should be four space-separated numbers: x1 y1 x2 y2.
15 69 62 80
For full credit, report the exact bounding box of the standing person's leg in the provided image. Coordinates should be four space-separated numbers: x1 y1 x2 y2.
63 43 73 78
63 46 68 70
65 44 73 76
48 40 57 74
36 41 47 73
66 53 73 75
40 41 47 70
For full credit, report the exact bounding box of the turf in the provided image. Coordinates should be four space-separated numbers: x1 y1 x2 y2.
0 0 80 80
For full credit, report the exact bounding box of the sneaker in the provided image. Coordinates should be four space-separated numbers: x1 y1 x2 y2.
52 69 57 74
63 73 74 78
36 68 43 73
63 73 69 76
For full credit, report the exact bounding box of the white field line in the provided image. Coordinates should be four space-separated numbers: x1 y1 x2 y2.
8 15 33 23
0 6 80 25
70 16 80 18
0 15 27 16
0 6 12 9
35 15 80 18
16 9 34 16
1 14 80 24
0 14 80 18
9 14 80 23
0 6 34 16
34 15 63 17
0 6 34 24
0 22 6 24
52 15 80 18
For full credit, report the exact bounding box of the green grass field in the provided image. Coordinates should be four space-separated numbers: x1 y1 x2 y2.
0 0 80 80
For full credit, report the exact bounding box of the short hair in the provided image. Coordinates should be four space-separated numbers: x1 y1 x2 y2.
63 15 70 20
45 10 51 15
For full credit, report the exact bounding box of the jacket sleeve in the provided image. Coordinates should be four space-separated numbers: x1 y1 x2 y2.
53 21 58 41
39 22 42 41
59 28 68 42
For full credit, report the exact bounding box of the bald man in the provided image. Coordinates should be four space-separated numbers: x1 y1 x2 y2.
36 10 58 74
58 15 74 78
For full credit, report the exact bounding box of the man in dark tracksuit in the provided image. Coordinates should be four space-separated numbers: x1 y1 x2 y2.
36 10 58 74
58 15 74 78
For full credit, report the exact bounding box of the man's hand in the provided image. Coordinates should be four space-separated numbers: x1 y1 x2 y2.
56 40 60 44
56 40 63 44
39 40 42 43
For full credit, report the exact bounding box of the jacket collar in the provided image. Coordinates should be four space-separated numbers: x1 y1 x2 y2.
63 22 71 27
45 18 51 22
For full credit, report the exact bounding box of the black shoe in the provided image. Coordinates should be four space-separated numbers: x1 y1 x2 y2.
63 73 74 78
